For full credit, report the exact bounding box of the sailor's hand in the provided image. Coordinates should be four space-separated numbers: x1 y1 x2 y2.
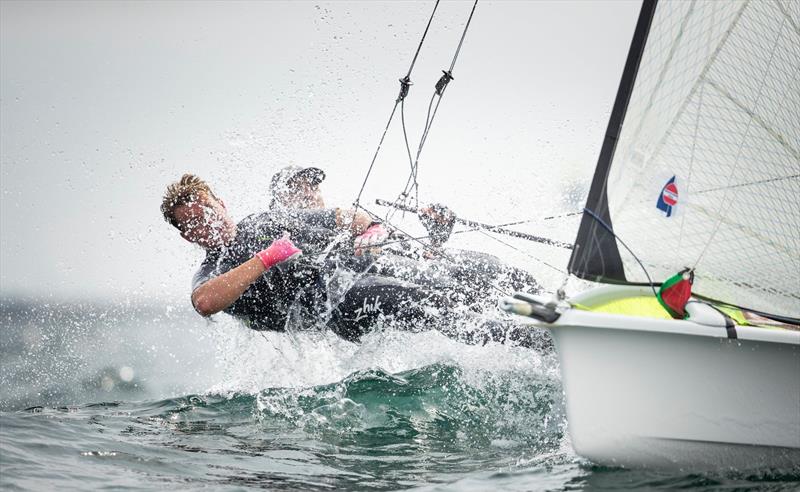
420 203 455 225
255 236 302 270
354 223 389 256
419 203 455 247
422 248 442 260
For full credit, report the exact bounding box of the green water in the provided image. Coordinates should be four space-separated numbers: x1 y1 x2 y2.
1 299 798 490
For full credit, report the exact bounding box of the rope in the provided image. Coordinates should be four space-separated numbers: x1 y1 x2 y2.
355 204 514 298
352 0 441 213
476 230 567 276
404 0 440 81
314 207 577 260
376 198 575 248
392 0 479 214
447 0 478 73
583 208 659 298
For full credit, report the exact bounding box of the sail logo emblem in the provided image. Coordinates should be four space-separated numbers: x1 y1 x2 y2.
656 176 678 217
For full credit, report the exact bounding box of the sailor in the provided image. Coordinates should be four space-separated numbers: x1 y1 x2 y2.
269 165 326 210
268 165 457 250
161 174 544 348
265 165 540 308
161 173 387 329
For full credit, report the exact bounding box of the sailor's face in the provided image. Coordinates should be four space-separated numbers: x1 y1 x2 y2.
282 180 325 209
174 195 235 249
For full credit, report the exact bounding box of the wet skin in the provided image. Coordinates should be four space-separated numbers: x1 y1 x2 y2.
173 195 236 249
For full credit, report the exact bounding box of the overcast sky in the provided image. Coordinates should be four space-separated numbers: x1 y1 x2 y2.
0 0 641 304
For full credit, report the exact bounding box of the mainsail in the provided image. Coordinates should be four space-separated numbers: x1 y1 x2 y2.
569 0 800 320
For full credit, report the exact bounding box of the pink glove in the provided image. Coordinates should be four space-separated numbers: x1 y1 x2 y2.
255 237 302 270
354 223 389 256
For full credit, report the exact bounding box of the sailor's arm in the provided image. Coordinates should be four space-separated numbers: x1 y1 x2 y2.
334 208 373 235
191 238 301 317
191 257 266 316
419 203 455 248
334 208 392 255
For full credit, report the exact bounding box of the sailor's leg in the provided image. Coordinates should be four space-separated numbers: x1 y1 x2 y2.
326 275 442 342
442 249 540 293
435 314 554 352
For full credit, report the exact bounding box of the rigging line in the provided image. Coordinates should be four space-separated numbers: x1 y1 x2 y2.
358 203 444 254
403 0 479 211
399 88 444 212
354 205 522 300
353 101 400 213
308 218 571 261
693 4 785 270
488 211 583 227
311 213 577 261
584 208 659 298
374 196 581 241
397 97 433 203
448 0 479 73
387 100 416 224
362 208 515 309
416 90 444 162
352 0 442 213
375 198 574 248
692 173 800 194
406 91 439 206
417 0 477 151
415 92 440 194
404 0 441 79
400 101 416 178
476 229 567 276
313 205 582 261
393 90 438 218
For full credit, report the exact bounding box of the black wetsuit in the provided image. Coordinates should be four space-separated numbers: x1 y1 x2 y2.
192 209 547 349
192 209 338 331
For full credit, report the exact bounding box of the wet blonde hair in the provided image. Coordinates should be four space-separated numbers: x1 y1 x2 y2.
161 174 219 229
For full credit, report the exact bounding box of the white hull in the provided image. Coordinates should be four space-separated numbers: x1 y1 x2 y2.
548 286 800 470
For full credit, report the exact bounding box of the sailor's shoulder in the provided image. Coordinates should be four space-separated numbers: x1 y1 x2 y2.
235 212 283 243
237 211 279 231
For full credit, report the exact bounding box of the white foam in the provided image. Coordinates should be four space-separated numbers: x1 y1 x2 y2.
206 316 558 395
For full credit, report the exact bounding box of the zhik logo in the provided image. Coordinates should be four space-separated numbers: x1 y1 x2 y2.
353 295 382 322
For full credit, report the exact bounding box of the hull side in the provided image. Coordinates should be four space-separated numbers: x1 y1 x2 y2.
550 310 800 470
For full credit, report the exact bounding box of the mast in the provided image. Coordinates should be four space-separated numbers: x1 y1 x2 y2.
568 0 658 282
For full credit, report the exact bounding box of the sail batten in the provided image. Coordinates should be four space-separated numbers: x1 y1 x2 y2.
570 0 800 320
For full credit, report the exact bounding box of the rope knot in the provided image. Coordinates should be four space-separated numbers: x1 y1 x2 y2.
435 70 454 96
397 75 413 102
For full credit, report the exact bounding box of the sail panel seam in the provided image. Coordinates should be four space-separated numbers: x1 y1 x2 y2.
692 1 787 269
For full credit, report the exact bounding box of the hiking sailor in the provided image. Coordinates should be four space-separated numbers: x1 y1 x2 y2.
161 174 544 348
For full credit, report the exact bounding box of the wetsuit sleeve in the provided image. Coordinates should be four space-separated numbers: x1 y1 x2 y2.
191 259 217 292
262 209 338 251
287 209 337 230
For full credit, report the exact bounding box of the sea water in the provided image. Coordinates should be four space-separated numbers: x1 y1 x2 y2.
1 298 798 491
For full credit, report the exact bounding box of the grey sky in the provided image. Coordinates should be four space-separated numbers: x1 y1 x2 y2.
1 0 641 304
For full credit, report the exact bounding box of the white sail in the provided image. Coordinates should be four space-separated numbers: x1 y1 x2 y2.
573 0 799 319
509 0 800 471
